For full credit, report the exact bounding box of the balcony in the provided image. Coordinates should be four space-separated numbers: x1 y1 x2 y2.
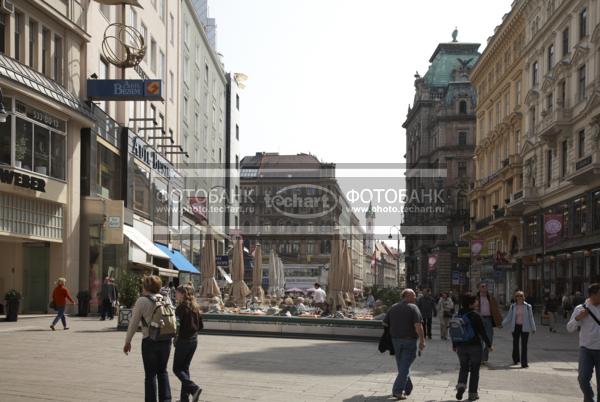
475 216 493 230
538 106 572 142
566 155 600 184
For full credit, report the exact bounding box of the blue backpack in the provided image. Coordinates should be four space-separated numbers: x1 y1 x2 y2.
449 313 476 343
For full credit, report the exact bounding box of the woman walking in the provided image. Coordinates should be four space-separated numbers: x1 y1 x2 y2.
453 294 492 401
173 284 203 402
502 290 536 368
123 275 172 402
50 277 75 331
437 292 454 340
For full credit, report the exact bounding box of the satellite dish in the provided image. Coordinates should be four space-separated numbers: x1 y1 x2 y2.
94 0 143 7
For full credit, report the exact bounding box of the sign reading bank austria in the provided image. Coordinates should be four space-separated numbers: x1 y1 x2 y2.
87 79 162 101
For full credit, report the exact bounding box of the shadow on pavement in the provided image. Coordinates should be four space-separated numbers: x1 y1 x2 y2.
342 395 397 402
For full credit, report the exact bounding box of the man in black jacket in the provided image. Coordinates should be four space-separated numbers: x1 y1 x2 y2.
417 289 437 339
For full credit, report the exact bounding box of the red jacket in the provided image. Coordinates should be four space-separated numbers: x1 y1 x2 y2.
52 285 75 307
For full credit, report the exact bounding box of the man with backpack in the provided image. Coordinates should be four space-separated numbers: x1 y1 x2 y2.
124 275 177 402
450 294 492 401
383 289 426 400
567 283 600 402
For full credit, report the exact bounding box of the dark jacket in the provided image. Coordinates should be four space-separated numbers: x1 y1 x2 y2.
417 295 437 318
452 308 492 349
378 326 395 355
175 304 203 341
101 283 116 302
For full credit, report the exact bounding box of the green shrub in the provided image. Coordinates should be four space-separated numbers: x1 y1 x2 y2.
116 270 140 308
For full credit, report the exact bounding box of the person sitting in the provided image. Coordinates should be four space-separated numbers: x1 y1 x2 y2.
279 298 298 316
207 296 224 313
295 297 307 315
265 300 280 315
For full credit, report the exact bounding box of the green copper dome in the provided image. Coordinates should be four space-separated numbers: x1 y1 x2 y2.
423 43 480 87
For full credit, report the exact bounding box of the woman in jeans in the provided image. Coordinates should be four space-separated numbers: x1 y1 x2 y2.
50 277 75 331
437 292 454 340
123 275 172 402
502 290 536 368
173 285 203 402
453 294 492 401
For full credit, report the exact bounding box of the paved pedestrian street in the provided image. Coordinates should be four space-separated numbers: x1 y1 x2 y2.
0 316 588 401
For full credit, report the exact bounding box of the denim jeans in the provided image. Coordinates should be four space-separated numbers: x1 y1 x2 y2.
457 343 483 394
141 338 172 402
100 299 113 319
422 316 433 338
578 347 600 402
51 306 67 327
512 324 529 366
173 338 200 402
481 316 494 361
391 338 417 396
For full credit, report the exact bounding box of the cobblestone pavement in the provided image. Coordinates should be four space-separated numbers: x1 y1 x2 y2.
0 314 588 401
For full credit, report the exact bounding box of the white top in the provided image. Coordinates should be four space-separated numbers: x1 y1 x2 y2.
313 288 326 303
567 303 600 350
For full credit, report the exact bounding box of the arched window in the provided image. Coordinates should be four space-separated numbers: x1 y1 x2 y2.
459 100 468 114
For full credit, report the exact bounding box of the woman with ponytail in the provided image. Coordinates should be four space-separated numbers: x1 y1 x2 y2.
173 285 203 402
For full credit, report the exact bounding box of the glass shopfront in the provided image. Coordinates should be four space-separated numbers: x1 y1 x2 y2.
97 144 121 200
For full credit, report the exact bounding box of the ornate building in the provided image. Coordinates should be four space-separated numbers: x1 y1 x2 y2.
463 1 527 304
402 32 479 295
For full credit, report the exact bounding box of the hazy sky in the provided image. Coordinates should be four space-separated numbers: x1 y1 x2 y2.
210 0 514 165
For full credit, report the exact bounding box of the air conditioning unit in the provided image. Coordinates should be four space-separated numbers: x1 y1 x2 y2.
0 0 14 14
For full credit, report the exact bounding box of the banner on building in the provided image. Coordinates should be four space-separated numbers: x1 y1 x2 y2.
471 240 484 257
87 79 162 101
188 197 208 222
428 254 438 272
458 246 471 258
544 214 563 248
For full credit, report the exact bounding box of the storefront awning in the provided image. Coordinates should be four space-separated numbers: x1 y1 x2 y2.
154 243 200 274
123 225 170 259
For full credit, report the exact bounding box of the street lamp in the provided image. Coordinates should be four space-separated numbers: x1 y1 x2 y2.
389 225 401 288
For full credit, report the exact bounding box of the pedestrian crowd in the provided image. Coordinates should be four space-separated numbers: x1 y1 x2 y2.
382 283 600 402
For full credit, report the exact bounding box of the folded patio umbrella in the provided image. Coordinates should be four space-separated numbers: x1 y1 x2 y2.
251 243 265 302
327 234 346 313
342 241 356 307
230 239 251 305
199 231 221 298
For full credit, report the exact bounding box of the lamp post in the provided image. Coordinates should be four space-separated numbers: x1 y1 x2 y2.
388 225 401 289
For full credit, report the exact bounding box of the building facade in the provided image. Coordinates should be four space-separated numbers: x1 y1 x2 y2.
0 0 93 313
463 1 527 304
402 34 480 295
225 72 243 237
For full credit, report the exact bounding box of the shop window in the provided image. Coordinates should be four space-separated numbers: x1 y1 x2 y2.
0 115 11 165
574 197 587 234
50 133 65 180
459 100 467 114
15 117 32 170
458 131 467 146
133 163 151 217
153 179 168 227
33 125 50 175
97 145 121 199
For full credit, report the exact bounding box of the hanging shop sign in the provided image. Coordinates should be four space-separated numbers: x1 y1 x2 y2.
188 197 208 222
428 254 438 272
128 131 172 178
0 167 46 192
87 79 162 101
216 255 229 267
544 214 563 249
471 240 484 257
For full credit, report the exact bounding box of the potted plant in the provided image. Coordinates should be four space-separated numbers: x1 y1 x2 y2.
4 289 22 322
14 136 27 168
116 270 140 330
76 290 91 317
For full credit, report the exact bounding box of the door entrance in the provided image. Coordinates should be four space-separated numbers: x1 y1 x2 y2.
23 244 49 313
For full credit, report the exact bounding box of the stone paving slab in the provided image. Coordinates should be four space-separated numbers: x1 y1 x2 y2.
0 315 588 401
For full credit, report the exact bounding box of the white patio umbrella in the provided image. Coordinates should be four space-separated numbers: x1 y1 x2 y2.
199 231 221 298
251 244 265 302
327 235 346 313
230 239 251 306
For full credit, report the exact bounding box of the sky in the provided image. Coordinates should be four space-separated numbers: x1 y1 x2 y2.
208 0 514 247
210 0 514 165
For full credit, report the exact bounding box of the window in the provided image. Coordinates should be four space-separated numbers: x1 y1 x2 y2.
136 100 145 133
458 131 467 146
530 107 536 134
0 114 10 165
150 38 157 73
546 150 552 187
183 56 189 82
184 20 189 46
458 161 467 177
562 27 569 56
133 163 151 216
559 80 566 106
574 197 587 234
169 71 174 101
578 129 585 158
0 15 5 54
593 191 600 232
515 129 521 154
183 96 188 121
458 100 467 114
140 23 147 59
235 124 239 140
98 59 109 112
129 8 137 30
504 92 509 116
53 35 63 85
580 8 588 39
159 50 165 83
547 44 554 70
99 4 111 20
159 0 165 21
578 65 586 101
526 215 539 247
204 64 209 82
169 14 174 45
561 140 567 177
149 104 157 140
97 145 121 199
153 179 168 226
235 155 239 170
28 19 37 68
14 12 22 62
546 92 553 111
41 28 50 76
515 80 521 105
532 61 538 86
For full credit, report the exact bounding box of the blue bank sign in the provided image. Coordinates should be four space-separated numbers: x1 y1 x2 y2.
87 79 162 101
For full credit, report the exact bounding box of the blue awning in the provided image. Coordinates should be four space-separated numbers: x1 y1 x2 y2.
154 243 200 274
